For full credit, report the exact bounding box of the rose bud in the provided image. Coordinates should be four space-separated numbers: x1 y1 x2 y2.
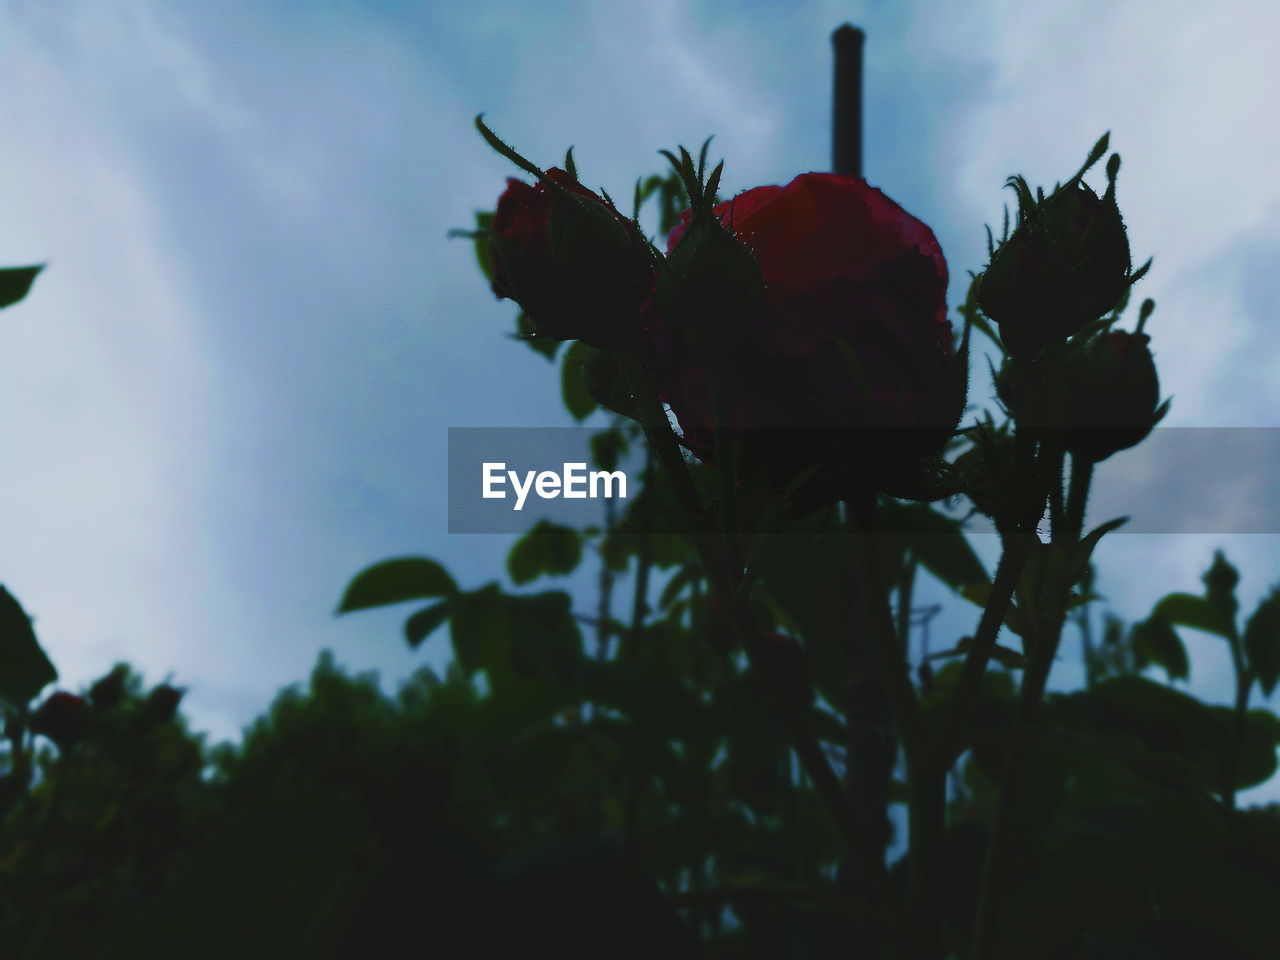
652 173 963 508
30 692 92 748
88 664 128 712
1062 330 1167 463
655 209 763 344
1041 181 1131 320
144 684 185 724
1203 550 1240 619
953 418 1050 532
978 227 1078 356
979 148 1133 354
489 167 654 348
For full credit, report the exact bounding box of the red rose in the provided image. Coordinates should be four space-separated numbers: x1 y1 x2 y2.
653 173 962 505
490 167 653 348
31 691 92 747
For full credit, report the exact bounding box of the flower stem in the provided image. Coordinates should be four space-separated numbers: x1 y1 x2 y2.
1223 626 1252 809
613 346 888 901
971 453 1093 960
947 533 1034 764
846 493 939 956
1064 451 1093 543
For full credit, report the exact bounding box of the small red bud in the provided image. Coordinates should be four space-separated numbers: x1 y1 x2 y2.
490 168 652 347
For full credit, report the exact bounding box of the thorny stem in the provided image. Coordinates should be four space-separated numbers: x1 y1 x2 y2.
597 496 616 662
947 533 1035 764
623 447 653 856
846 493 939 957
971 451 1094 960
613 346 893 923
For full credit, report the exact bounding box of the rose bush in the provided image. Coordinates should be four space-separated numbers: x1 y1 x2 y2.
651 172 965 506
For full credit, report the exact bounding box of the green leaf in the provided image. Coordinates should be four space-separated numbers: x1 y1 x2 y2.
658 565 700 612
970 311 1005 354
507 521 583 584
961 580 1026 638
338 557 458 613
404 601 453 649
1232 707 1280 788
932 634 1026 669
1244 586 1280 696
449 584 507 676
583 348 639 420
469 210 495 284
1152 592 1233 640
561 341 599 421
880 501 987 591
1068 517 1128 585
474 114 546 181
450 586 583 687
1131 615 1189 682
515 311 561 361
0 585 58 705
0 265 43 310
590 428 628 472
1076 131 1110 181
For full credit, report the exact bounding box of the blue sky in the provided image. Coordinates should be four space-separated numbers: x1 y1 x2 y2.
0 0 1277 796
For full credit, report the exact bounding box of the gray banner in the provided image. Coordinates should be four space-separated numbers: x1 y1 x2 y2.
447 427 1280 534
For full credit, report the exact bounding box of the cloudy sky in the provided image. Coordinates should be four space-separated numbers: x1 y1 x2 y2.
0 0 1277 792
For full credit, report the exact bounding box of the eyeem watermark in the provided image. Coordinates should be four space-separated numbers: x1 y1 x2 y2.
483 462 627 511
451 426 1280 534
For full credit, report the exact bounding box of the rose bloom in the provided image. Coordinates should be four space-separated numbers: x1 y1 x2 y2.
653 173 961 506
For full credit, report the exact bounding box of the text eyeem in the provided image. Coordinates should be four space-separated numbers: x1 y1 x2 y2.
482 462 627 511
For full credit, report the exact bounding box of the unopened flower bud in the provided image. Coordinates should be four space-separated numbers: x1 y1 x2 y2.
978 149 1133 355
1063 330 1165 463
655 212 763 346
489 168 653 348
